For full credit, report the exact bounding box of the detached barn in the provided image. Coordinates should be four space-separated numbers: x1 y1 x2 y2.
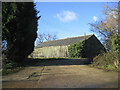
31 34 105 58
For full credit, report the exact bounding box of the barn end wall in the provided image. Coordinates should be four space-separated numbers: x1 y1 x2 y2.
31 45 70 58
85 35 105 58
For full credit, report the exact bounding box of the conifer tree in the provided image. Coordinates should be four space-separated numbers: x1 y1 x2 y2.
2 2 40 63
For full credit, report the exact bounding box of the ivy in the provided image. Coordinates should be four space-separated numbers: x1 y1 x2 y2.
68 39 86 58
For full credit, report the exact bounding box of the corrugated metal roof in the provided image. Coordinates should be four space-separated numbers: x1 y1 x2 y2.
36 34 94 48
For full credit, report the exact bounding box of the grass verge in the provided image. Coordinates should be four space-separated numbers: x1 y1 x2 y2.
89 64 119 72
2 67 24 76
2 57 89 75
31 57 88 60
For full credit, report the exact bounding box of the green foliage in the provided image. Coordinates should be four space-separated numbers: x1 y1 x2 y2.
100 65 116 69
2 2 40 63
5 62 15 69
89 4 119 71
89 4 119 52
92 51 118 69
68 39 86 58
2 67 23 76
3 59 19 70
111 35 120 52
91 35 119 70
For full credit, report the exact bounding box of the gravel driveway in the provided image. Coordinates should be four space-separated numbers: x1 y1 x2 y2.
2 59 118 88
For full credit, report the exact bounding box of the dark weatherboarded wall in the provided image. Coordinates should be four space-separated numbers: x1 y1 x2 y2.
85 35 105 58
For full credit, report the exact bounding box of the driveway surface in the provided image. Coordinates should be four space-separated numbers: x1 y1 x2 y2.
2 59 118 88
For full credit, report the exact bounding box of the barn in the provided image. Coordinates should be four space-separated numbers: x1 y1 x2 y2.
31 34 105 58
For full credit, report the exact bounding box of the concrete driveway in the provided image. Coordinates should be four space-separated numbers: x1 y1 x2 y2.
2 59 118 88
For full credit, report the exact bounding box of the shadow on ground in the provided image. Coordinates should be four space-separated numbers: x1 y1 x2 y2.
23 58 93 67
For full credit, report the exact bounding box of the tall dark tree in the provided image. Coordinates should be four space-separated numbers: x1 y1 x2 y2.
2 2 40 63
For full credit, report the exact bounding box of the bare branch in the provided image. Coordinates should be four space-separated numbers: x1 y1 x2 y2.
89 4 118 51
37 32 58 45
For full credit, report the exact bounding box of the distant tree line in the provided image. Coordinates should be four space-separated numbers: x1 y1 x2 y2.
36 32 57 45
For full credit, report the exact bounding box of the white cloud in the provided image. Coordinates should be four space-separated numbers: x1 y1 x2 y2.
56 10 77 22
93 16 98 22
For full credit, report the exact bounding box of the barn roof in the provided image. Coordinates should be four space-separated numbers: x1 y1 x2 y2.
36 34 94 48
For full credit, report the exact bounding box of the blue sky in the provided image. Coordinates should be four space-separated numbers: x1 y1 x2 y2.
34 2 115 46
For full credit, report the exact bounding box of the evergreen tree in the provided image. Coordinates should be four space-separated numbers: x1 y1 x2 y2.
2 2 40 63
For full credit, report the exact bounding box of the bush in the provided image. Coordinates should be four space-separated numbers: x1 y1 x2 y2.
92 51 119 69
68 39 86 58
2 67 23 75
101 65 116 69
4 60 17 69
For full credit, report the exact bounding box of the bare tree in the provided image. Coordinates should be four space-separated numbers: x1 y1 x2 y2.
37 33 45 43
36 32 58 45
89 4 119 51
44 33 52 41
52 34 57 40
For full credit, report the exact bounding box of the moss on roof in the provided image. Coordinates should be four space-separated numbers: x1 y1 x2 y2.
36 34 94 48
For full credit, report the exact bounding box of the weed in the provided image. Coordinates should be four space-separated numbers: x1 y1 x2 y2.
27 72 38 79
2 67 24 75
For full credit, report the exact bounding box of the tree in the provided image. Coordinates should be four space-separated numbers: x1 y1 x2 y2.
89 3 120 68
37 33 45 43
36 32 57 45
89 3 119 52
2 2 40 63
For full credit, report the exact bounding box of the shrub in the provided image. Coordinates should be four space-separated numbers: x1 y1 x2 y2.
2 67 23 75
4 60 17 69
92 51 119 69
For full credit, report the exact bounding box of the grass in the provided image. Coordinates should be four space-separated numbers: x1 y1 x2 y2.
100 65 116 69
27 72 38 79
27 67 44 79
89 51 119 72
89 64 119 72
32 57 89 60
2 59 25 76
2 67 24 76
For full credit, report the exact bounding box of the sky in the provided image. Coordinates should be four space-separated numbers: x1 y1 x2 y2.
34 2 116 46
